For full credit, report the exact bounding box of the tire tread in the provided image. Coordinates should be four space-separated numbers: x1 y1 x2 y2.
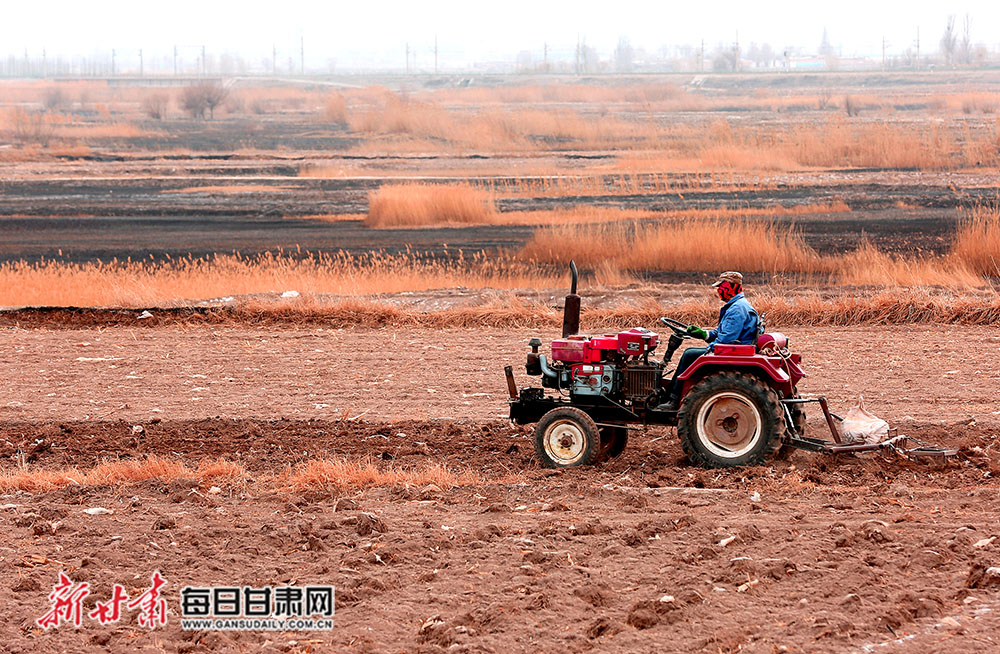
533 407 602 468
676 372 785 468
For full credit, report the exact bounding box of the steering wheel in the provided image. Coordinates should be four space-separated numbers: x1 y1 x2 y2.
659 316 692 339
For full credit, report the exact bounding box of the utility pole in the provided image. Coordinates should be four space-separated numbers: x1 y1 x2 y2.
201 45 206 75
173 46 177 75
405 43 410 73
139 48 143 76
575 34 581 74
543 41 548 71
915 27 920 70
734 30 740 72
42 48 46 77
434 35 438 74
272 44 277 74
300 36 304 75
881 36 886 71
111 48 116 75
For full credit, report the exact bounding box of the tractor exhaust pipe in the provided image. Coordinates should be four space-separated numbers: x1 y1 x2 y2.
561 260 580 338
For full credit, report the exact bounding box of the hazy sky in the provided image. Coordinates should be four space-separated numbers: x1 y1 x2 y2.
3 0 999 68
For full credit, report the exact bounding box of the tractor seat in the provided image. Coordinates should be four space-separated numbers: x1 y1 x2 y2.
757 332 788 355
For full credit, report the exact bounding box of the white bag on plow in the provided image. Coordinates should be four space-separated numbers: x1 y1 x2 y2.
839 395 889 445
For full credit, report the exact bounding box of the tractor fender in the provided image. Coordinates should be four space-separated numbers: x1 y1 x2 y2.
677 354 795 397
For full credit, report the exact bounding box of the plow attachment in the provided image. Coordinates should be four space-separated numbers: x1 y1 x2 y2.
781 397 958 462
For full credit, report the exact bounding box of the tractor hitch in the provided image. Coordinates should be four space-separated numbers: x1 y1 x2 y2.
781 397 958 462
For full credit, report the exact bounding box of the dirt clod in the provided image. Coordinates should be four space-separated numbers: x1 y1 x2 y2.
356 512 388 536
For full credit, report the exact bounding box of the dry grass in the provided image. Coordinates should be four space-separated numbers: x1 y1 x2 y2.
49 121 154 140
837 240 982 287
950 203 1000 276
8 292 1000 330
520 212 996 288
935 92 1000 115
520 219 824 274
0 217 994 308
0 456 190 493
1 81 998 173
0 251 565 307
348 93 663 152
343 90 1000 170
582 290 1000 330
0 455 489 494
324 93 348 124
360 181 848 228
365 183 498 227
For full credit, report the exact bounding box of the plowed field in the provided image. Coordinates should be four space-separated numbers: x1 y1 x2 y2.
2 325 1000 653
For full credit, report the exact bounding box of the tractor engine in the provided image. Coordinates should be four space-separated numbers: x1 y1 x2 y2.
526 328 662 405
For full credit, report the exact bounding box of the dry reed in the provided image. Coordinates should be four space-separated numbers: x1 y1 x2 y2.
950 203 1000 276
0 251 564 307
520 219 824 274
836 240 982 287
365 183 498 227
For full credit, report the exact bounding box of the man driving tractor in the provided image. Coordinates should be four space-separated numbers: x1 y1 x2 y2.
657 271 759 411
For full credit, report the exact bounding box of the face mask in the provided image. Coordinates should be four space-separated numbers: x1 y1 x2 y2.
717 281 740 301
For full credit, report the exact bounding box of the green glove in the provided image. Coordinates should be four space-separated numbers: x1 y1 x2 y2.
686 325 708 340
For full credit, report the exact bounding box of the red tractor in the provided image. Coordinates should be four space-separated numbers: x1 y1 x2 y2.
504 263 954 469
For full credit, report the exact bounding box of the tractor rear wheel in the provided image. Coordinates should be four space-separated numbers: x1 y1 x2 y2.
677 372 785 468
598 426 628 462
534 407 602 468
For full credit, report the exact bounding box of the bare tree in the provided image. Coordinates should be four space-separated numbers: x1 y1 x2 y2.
142 93 169 120
844 95 860 117
820 28 838 70
819 28 834 57
614 37 634 73
202 83 228 119
747 42 775 68
958 14 972 65
180 82 229 120
10 108 53 146
940 15 957 66
712 44 739 72
42 88 66 112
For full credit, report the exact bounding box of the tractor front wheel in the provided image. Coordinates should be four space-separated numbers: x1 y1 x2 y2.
534 407 602 468
677 372 785 468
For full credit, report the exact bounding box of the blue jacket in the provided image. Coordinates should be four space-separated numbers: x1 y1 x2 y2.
706 293 759 349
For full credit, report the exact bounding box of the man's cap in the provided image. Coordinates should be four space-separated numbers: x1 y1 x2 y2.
711 271 743 287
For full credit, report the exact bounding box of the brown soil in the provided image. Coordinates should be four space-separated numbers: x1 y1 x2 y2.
2 324 1000 652
2 417 999 653
0 325 995 426
0 326 1000 427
